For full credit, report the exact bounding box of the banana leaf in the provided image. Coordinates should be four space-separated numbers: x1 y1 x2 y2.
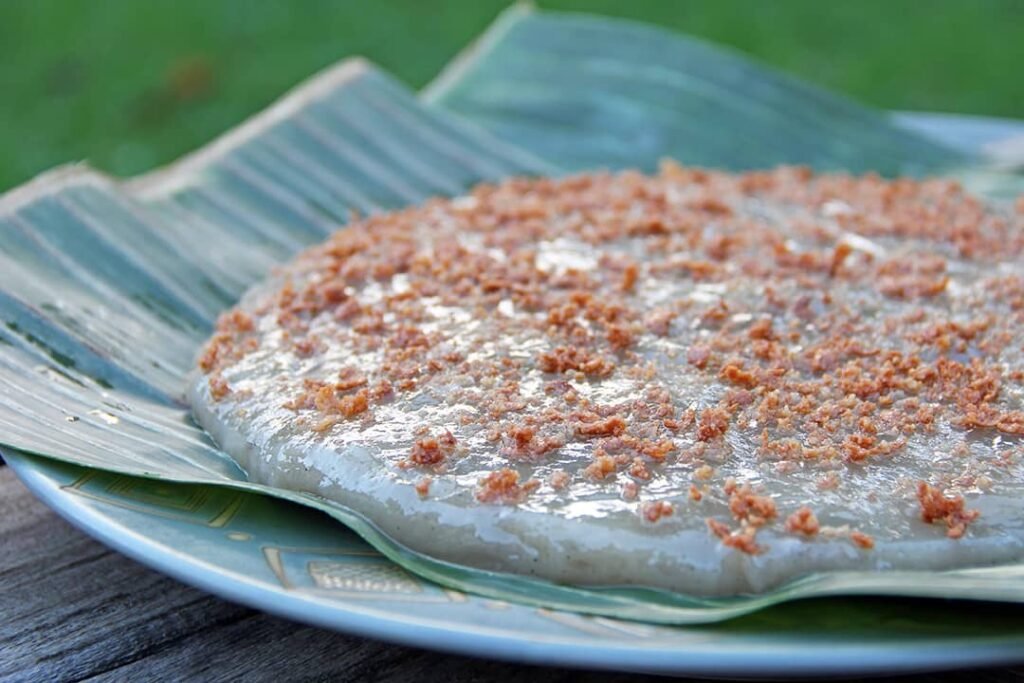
2 10 1024 625
424 5 965 176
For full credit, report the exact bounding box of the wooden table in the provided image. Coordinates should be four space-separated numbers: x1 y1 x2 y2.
3 465 1023 683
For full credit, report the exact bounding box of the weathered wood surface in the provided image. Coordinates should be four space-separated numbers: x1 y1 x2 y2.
2 466 1023 683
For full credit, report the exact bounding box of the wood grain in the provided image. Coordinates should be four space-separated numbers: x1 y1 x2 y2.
2 467 1023 682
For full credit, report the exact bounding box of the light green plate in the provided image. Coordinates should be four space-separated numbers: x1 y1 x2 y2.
3 7 1024 676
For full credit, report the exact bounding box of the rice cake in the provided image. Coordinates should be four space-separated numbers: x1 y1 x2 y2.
190 164 1024 596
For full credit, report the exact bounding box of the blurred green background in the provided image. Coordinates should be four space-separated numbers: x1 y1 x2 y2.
2 0 1022 192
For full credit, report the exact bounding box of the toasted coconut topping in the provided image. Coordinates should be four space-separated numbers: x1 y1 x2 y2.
641 500 674 523
414 476 432 497
403 431 458 469
727 483 778 527
476 468 540 505
850 531 876 549
707 518 763 555
917 482 981 539
197 163 1024 560
208 374 231 400
785 506 820 536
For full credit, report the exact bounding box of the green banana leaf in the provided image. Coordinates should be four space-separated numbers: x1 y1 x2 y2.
424 5 965 175
2 8 1023 625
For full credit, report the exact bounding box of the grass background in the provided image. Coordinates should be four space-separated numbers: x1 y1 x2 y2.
2 0 1022 192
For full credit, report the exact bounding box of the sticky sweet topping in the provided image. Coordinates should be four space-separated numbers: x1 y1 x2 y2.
196 163 1024 551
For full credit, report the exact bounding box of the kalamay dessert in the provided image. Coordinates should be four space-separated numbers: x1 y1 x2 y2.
191 163 1024 596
